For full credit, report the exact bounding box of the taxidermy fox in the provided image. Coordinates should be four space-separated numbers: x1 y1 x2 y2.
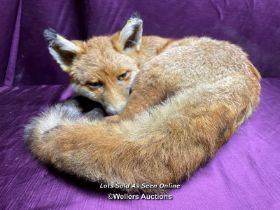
25 15 261 193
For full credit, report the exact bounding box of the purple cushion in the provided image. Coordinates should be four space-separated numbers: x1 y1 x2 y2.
0 79 279 209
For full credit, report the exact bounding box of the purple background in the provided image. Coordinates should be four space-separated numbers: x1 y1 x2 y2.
0 0 280 209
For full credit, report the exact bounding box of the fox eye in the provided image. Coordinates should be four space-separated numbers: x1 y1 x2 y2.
117 71 129 81
87 81 103 88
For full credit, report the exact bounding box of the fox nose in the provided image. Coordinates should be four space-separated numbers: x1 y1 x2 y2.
106 103 126 115
106 107 119 115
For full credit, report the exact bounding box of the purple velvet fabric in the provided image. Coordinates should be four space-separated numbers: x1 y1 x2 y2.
1 0 280 209
0 80 280 209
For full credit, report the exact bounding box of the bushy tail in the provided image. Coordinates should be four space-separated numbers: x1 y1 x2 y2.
25 76 260 193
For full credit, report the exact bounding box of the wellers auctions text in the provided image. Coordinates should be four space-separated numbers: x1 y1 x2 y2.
108 193 173 200
100 183 181 190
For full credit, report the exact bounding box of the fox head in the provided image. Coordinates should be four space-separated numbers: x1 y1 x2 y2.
44 15 143 115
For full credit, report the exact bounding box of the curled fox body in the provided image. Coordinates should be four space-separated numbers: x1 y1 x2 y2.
25 15 261 193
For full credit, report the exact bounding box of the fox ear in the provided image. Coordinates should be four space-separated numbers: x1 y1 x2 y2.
118 14 143 52
43 29 85 71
